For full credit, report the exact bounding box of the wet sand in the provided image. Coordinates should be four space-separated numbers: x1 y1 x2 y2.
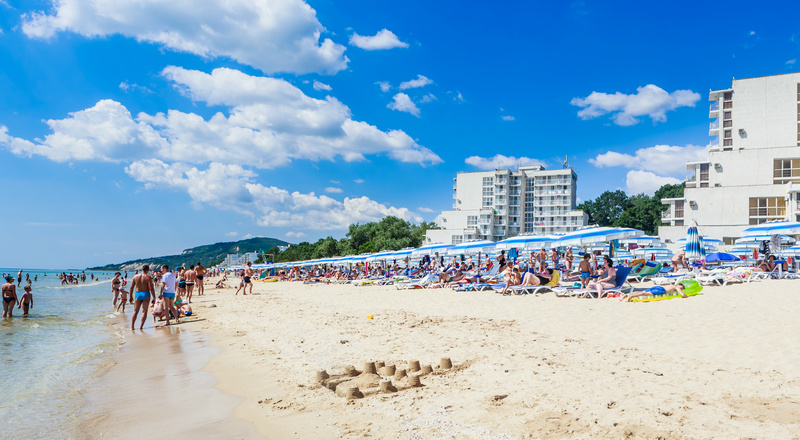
80 314 263 439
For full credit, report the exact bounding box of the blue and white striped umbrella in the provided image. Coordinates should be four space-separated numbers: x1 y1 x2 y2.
446 240 497 255
779 246 800 257
621 235 663 245
735 234 796 245
743 221 800 235
495 235 556 250
552 226 643 247
684 226 704 260
411 243 455 258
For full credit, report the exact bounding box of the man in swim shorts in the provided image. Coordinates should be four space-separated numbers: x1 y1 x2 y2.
159 264 179 326
129 265 156 330
195 262 206 296
184 265 197 303
235 262 255 295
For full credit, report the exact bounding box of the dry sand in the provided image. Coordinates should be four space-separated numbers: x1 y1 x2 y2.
185 277 800 439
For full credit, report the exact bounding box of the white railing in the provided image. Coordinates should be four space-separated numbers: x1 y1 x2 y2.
710 120 719 130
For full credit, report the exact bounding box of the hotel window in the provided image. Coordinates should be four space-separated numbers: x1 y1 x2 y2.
467 215 478 226
723 92 732 100
482 196 492 207
482 177 493 186
675 200 684 218
724 129 732 139
773 159 800 183
699 164 709 188
724 111 731 120
749 197 786 225
723 120 732 128
482 186 493 196
674 220 684 226
452 235 463 245
723 139 733 147
723 101 733 109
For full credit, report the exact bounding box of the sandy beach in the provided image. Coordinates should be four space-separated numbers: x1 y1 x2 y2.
180 277 800 439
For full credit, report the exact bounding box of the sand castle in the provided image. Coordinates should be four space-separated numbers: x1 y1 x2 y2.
316 357 455 400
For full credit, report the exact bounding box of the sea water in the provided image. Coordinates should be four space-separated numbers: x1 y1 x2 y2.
0 268 122 439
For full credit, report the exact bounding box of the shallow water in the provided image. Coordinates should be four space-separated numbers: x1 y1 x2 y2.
0 268 121 439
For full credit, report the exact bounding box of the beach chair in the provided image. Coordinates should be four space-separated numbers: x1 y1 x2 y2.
571 266 633 299
510 270 561 295
628 262 663 283
395 273 435 290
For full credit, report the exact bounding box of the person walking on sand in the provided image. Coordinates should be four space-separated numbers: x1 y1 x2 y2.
129 265 156 330
3 276 19 317
19 286 33 316
184 265 197 303
235 262 255 295
159 265 179 326
195 262 206 296
111 272 122 307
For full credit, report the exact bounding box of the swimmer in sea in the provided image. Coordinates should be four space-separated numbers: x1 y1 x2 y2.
129 265 156 330
19 286 33 316
3 276 19 317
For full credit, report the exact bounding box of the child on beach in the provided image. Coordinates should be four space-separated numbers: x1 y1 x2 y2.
578 253 594 289
152 297 165 323
116 288 129 313
19 286 33 316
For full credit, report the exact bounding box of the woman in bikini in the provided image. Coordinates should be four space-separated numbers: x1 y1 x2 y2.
3 276 19 318
111 272 122 307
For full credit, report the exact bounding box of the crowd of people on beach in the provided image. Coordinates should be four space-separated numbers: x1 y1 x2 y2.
120 262 208 330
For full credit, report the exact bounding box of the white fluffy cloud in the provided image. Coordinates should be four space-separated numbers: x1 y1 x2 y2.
589 144 708 176
501 115 515 121
625 170 682 195
417 207 434 213
286 231 306 238
125 159 422 229
225 231 239 237
21 0 348 75
465 155 545 170
349 29 408 50
570 84 700 126
387 93 420 117
399 75 432 90
376 81 391 92
1 66 442 167
324 187 342 193
313 80 332 91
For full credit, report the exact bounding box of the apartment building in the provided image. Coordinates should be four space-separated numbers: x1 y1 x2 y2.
222 252 259 267
659 72 800 243
425 165 588 245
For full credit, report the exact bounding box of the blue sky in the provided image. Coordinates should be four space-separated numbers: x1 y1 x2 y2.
2 0 799 268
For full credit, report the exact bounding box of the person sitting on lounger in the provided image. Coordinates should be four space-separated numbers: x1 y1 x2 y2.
671 250 690 272
620 283 686 302
755 255 786 272
585 256 616 298
499 266 522 295
521 268 552 286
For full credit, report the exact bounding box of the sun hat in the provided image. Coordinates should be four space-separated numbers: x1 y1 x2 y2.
4 276 13 281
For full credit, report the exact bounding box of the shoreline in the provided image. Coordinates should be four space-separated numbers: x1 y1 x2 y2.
184 276 800 439
79 311 264 439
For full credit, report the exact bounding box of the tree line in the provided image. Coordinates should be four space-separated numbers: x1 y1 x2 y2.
261 217 439 263
576 183 685 235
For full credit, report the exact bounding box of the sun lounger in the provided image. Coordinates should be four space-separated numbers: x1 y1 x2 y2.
567 266 633 299
628 262 663 283
508 271 561 295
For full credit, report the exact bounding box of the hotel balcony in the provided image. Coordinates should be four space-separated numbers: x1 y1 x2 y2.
709 101 719 118
493 228 506 236
685 175 697 188
709 119 719 136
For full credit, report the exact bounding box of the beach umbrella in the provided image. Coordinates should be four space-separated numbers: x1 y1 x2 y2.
684 226 704 260
735 234 796 245
704 252 741 263
365 251 395 262
621 235 662 246
779 245 800 257
495 235 555 250
552 226 643 248
411 243 454 258
446 240 496 256
742 220 800 236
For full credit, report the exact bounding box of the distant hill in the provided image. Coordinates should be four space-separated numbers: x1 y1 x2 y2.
87 237 291 271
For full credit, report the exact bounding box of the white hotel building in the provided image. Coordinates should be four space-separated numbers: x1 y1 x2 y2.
425 165 588 245
659 72 800 243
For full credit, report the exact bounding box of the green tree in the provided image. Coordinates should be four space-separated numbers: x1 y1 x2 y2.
578 190 630 226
